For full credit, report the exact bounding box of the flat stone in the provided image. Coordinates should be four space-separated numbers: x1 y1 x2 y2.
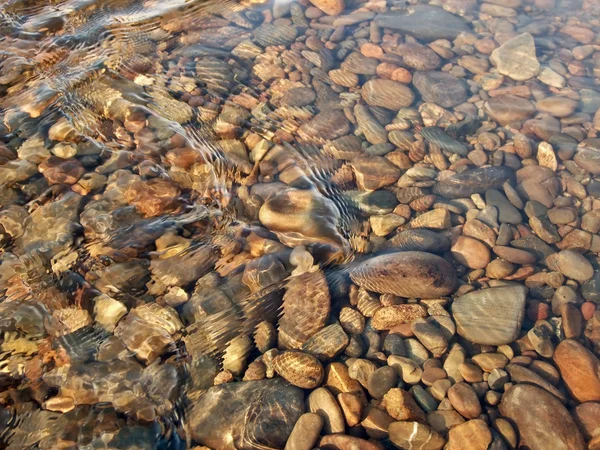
446 419 492 450
309 0 345 16
350 251 458 299
452 285 527 345
319 435 380 450
499 384 585 450
299 109 351 141
412 71 469 108
382 388 426 423
259 188 348 252
372 304 428 330
361 79 415 111
451 236 491 270
545 250 594 282
484 94 536 125
447 382 482 419
505 364 566 403
536 96 580 118
554 339 600 403
572 402 600 441
308 387 345 434
490 33 540 81
389 422 446 450
285 413 324 450
574 147 600 175
374 6 470 42
189 379 304 450
485 190 522 224
492 246 537 264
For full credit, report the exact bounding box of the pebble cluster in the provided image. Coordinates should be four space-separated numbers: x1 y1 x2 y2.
1 0 600 449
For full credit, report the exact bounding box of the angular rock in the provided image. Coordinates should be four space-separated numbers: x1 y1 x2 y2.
490 33 540 81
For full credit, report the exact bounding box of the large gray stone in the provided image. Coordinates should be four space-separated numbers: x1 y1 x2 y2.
452 285 527 345
490 33 540 81
375 6 469 41
188 379 305 450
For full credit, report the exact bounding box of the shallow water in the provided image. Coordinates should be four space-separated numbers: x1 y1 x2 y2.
1 0 600 448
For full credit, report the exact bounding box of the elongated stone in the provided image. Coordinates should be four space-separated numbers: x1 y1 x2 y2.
433 167 515 199
350 251 458 299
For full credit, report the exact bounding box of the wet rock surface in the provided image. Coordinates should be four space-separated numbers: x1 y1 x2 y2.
0 0 600 448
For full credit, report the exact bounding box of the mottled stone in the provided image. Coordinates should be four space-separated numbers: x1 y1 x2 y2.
189 379 304 450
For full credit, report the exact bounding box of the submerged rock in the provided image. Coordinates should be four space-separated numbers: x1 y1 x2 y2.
188 379 304 450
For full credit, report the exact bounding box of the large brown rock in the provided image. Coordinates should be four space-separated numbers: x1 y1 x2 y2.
499 384 586 450
554 339 600 403
188 379 304 450
350 251 458 299
452 285 527 345
484 94 536 125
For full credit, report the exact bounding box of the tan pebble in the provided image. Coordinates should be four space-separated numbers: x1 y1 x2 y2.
411 318 448 357
451 236 491 269
361 406 395 440
447 382 482 420
348 358 378 388
421 367 447 387
372 304 428 330
382 388 426 423
426 409 465 435
471 353 509 372
391 68 412 84
309 0 345 16
388 355 423 385
430 379 452 401
388 421 446 450
325 362 364 396
446 419 492 450
459 362 483 383
273 351 325 389
338 392 364 427
319 435 380 450
285 413 324 450
339 307 365 334
308 387 345 434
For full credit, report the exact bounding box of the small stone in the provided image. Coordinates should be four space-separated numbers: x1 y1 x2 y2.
490 33 540 81
389 422 446 450
189 379 304 450
492 246 536 265
362 79 415 111
382 388 426 423
411 318 449 358
370 214 406 237
472 353 509 372
451 236 491 270
388 355 423 385
446 419 492 450
361 406 395 439
319 435 380 450
308 387 345 434
309 0 345 16
487 369 509 390
273 351 325 389
285 413 324 450
572 402 600 441
412 71 469 108
368 366 398 399
338 392 364 427
447 382 482 419
545 250 593 282
372 304 428 330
